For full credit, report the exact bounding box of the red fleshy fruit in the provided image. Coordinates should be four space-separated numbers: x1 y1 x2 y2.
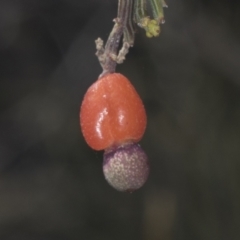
80 73 147 151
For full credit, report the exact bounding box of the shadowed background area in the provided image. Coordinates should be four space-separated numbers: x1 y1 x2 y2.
0 0 240 239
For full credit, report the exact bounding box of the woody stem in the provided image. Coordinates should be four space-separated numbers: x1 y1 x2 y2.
95 0 134 78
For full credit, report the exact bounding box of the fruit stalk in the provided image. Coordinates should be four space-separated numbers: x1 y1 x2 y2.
95 0 134 78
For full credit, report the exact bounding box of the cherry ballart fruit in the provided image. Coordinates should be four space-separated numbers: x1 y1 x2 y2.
80 73 149 192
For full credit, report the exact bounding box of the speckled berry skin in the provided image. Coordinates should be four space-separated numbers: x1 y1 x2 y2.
103 141 149 192
80 73 147 151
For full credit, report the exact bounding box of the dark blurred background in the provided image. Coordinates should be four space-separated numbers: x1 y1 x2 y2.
1 0 240 239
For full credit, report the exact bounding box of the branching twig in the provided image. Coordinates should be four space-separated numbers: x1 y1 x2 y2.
95 0 167 78
95 0 134 78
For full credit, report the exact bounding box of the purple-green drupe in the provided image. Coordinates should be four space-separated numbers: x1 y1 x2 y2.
103 141 149 192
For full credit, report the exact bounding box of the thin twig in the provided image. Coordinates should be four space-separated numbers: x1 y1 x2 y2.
95 0 134 78
95 0 167 77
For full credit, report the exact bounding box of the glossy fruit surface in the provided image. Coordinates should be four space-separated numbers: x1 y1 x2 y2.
80 73 147 150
